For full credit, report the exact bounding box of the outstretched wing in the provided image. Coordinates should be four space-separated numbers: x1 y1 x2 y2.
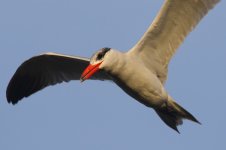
129 0 219 84
6 52 111 104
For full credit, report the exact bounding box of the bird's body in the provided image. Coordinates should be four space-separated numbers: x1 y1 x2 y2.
103 50 167 108
6 0 220 132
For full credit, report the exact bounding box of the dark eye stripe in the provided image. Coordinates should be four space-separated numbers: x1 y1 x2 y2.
102 47 110 53
96 53 103 60
96 47 111 60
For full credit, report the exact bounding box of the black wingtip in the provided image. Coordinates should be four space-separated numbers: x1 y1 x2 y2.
6 81 20 105
6 90 21 105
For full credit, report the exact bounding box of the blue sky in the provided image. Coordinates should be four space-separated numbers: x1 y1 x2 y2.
0 0 226 149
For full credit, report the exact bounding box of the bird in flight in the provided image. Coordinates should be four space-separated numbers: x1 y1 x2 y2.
7 0 220 133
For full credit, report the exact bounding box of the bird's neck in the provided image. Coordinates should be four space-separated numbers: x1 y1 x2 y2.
102 50 127 75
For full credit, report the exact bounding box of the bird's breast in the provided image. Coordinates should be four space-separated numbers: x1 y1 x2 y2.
108 59 167 108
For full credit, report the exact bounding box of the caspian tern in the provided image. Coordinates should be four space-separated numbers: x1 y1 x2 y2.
6 0 220 132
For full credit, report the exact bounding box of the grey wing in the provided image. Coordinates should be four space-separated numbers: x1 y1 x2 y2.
6 52 111 104
129 0 220 84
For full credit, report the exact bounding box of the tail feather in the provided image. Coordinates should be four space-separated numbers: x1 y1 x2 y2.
155 98 200 133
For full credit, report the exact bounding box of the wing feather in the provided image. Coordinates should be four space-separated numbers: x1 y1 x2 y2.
129 0 220 84
6 52 111 104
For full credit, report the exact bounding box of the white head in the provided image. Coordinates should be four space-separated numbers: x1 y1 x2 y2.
80 47 111 81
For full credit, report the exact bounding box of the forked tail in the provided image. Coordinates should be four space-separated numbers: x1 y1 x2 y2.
155 97 201 133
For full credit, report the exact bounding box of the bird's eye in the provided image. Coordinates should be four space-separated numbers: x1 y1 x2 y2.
96 53 103 60
95 47 110 61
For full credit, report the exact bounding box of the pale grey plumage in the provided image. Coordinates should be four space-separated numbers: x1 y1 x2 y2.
6 0 220 132
130 0 220 84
